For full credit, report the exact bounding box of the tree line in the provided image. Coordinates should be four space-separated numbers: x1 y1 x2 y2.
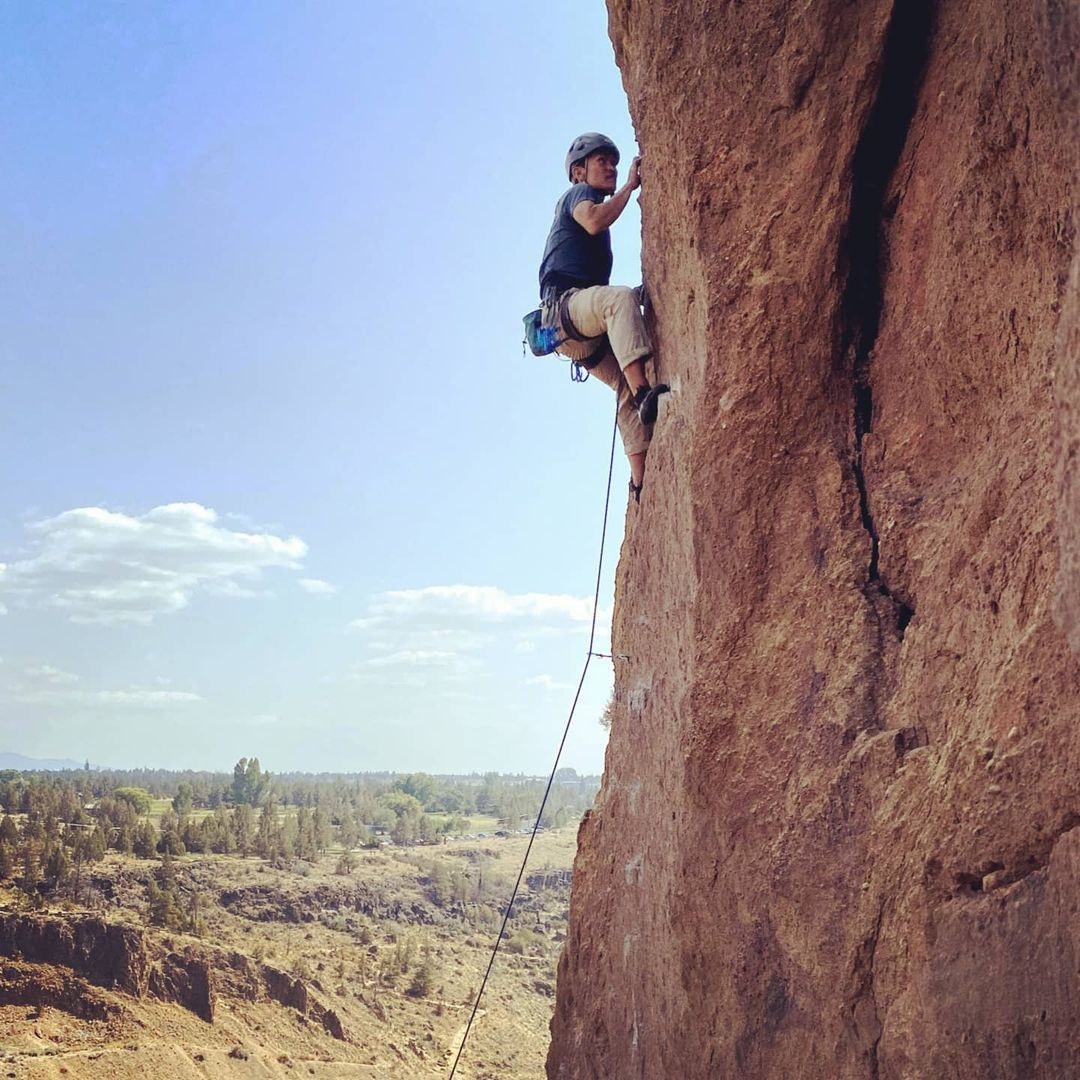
0 760 599 907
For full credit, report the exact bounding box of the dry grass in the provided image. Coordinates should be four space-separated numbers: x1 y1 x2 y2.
0 825 580 1079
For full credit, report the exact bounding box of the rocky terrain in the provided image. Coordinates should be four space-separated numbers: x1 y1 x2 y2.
0 829 576 1079
549 1 1080 1078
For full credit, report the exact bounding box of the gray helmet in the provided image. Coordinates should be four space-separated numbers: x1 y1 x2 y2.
565 132 620 181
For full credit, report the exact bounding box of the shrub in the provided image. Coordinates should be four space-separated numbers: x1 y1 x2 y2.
406 958 436 998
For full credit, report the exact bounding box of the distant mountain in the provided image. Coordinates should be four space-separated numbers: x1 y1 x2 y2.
0 752 85 772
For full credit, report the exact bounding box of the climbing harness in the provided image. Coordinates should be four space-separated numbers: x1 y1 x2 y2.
446 403 620 1079
522 288 603 381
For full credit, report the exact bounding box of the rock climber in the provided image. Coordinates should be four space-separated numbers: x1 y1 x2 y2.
538 132 669 502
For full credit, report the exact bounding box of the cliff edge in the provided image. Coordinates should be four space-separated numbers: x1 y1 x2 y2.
549 2 1080 1077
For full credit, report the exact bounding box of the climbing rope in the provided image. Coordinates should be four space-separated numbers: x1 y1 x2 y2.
447 406 620 1079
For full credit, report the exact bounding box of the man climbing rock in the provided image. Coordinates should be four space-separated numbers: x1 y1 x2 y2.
538 132 668 502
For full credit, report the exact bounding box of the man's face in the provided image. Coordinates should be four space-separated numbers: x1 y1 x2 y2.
583 151 618 193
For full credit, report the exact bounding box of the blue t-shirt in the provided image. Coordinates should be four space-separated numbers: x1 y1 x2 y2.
538 183 613 296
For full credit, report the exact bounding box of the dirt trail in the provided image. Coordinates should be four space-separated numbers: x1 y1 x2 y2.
438 1007 487 1077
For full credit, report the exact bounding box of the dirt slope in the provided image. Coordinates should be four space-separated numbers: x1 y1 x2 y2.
1 831 577 1079
548 2 1080 1078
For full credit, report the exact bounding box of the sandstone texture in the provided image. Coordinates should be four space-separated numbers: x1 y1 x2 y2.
548 2 1080 1077
1050 0 1080 646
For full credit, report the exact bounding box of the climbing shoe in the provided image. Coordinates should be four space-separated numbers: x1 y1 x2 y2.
635 383 670 425
629 479 643 504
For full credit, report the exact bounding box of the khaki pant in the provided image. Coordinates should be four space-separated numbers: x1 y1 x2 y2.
554 285 653 456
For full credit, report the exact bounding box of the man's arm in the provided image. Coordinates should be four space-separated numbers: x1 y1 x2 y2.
572 156 642 236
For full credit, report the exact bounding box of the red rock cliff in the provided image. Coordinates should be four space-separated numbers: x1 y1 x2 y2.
549 2 1080 1077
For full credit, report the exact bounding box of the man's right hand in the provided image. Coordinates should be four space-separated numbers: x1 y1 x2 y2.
573 154 644 235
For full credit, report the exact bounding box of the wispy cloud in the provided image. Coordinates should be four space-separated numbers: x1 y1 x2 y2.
241 713 283 727
524 673 567 690
347 585 602 659
343 583 609 690
345 649 481 689
4 660 202 708
350 584 594 630
0 502 306 624
299 577 337 595
23 664 79 686
363 649 463 668
16 688 203 707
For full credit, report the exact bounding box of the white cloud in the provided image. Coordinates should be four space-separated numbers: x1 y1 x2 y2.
342 583 609 689
0 502 307 624
0 660 201 710
524 673 567 690
299 577 337 595
204 579 270 600
352 584 595 628
346 586 602 655
23 664 79 686
363 649 462 668
242 713 282 727
15 688 202 707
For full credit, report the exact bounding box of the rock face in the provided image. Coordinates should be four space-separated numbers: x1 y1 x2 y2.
0 913 346 1038
0 911 151 997
1050 1 1080 645
548 2 1079 1078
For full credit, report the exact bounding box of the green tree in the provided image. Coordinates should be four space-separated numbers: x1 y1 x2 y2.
172 782 194 816
187 888 206 937
147 853 190 931
68 825 107 900
391 813 418 846
156 808 185 855
204 806 235 854
232 804 255 855
44 844 70 889
313 807 332 853
0 815 18 846
444 814 470 835
256 798 283 860
427 860 451 905
132 821 157 858
406 956 436 998
476 772 500 814
394 773 437 808
379 791 422 819
114 787 153 815
231 758 269 807
295 807 315 860
337 811 360 851
450 868 468 910
0 841 14 880
88 824 107 862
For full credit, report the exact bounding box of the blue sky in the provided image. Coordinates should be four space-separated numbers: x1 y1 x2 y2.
0 1 643 774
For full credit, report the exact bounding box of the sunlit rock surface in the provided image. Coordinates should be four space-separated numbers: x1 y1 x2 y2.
548 2 1080 1076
